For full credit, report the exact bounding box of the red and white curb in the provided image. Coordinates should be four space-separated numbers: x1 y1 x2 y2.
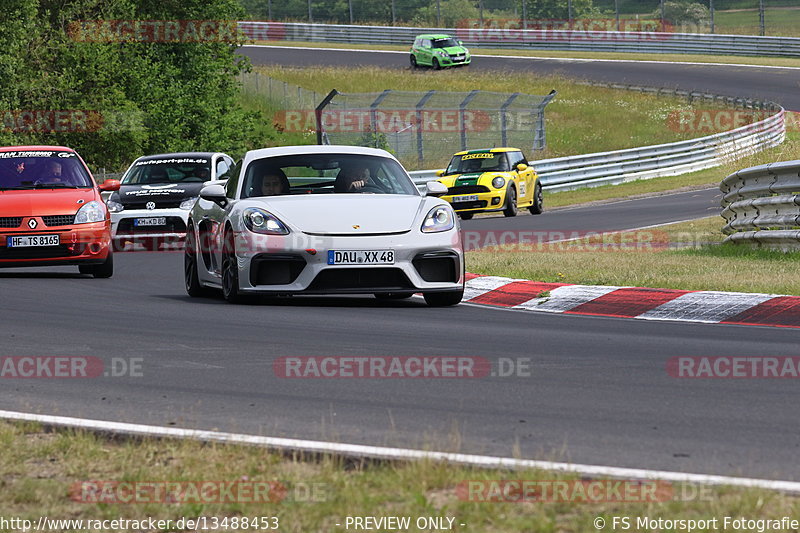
463 274 800 328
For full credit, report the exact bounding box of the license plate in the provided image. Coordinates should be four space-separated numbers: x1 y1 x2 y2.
327 250 395 265
7 235 60 248
452 195 478 203
134 217 166 227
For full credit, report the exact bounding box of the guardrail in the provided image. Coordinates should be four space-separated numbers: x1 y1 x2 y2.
410 97 785 194
238 21 800 59
721 161 800 250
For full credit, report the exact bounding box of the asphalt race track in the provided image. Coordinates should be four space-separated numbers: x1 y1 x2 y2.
3 49 800 482
240 46 800 110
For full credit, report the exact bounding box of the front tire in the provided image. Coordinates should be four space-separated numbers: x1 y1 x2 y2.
423 289 463 307
529 182 544 215
184 225 210 297
503 186 518 217
221 233 246 303
79 252 113 278
459 212 474 220
410 55 418 68
432 57 441 70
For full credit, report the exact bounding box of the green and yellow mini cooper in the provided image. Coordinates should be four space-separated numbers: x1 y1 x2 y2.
436 148 542 220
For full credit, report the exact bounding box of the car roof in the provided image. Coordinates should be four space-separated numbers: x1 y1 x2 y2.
244 144 400 162
415 34 455 40
0 145 75 152
453 147 520 156
136 152 219 161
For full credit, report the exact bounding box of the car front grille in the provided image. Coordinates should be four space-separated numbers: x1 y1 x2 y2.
413 252 460 283
0 217 23 228
123 200 183 209
43 215 75 227
452 200 487 210
308 268 413 291
0 243 86 260
250 254 306 286
116 217 187 235
448 185 489 195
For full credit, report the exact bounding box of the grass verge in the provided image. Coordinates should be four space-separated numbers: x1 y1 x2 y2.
256 65 732 170
4 420 800 531
251 40 800 68
467 215 800 294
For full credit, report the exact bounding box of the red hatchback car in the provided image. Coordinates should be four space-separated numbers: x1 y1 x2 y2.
0 146 120 277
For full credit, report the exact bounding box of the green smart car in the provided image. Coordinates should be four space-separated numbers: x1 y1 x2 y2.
410 34 471 69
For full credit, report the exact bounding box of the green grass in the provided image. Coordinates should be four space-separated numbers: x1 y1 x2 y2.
256 65 732 170
467 215 800 294
4 421 800 530
715 7 800 36
253 39 800 67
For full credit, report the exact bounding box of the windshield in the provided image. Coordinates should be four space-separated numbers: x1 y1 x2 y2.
241 153 419 199
432 38 459 48
446 152 510 174
0 150 93 189
122 157 212 185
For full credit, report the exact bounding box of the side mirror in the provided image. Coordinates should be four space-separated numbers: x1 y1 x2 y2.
435 169 445 177
425 181 448 197
516 163 528 172
458 40 464 46
200 183 228 207
98 179 121 192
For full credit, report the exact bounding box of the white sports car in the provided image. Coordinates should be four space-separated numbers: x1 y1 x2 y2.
184 145 464 306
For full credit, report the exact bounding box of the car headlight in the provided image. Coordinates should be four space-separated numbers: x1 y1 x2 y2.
491 177 506 189
436 50 448 57
421 205 454 233
74 201 106 224
106 199 124 213
180 196 198 210
243 207 289 235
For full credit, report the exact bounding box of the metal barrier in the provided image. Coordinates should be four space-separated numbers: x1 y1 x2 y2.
411 100 785 194
721 161 800 250
238 21 800 59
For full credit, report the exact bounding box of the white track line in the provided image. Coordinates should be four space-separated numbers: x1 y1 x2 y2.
243 44 800 71
2 409 800 492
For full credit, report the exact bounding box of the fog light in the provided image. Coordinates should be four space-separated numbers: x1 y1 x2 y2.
491 197 501 205
89 243 101 254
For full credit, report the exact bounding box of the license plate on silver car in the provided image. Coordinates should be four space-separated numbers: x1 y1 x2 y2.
327 250 395 265
7 235 60 247
134 217 166 227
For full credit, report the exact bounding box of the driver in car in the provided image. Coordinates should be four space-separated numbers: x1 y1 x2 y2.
258 169 290 196
335 163 374 192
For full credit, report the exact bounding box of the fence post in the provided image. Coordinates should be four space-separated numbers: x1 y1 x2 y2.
533 90 557 151
709 0 714 33
500 93 520 148
415 90 435 167
459 90 479 151
369 90 392 148
315 89 339 145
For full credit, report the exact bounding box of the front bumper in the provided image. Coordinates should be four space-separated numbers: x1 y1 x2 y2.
232 230 464 294
442 189 507 214
111 208 189 243
0 221 111 267
438 55 471 66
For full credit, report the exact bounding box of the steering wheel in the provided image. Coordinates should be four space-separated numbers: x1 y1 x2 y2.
359 183 386 194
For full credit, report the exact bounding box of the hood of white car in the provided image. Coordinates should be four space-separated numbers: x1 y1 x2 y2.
252 194 429 234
